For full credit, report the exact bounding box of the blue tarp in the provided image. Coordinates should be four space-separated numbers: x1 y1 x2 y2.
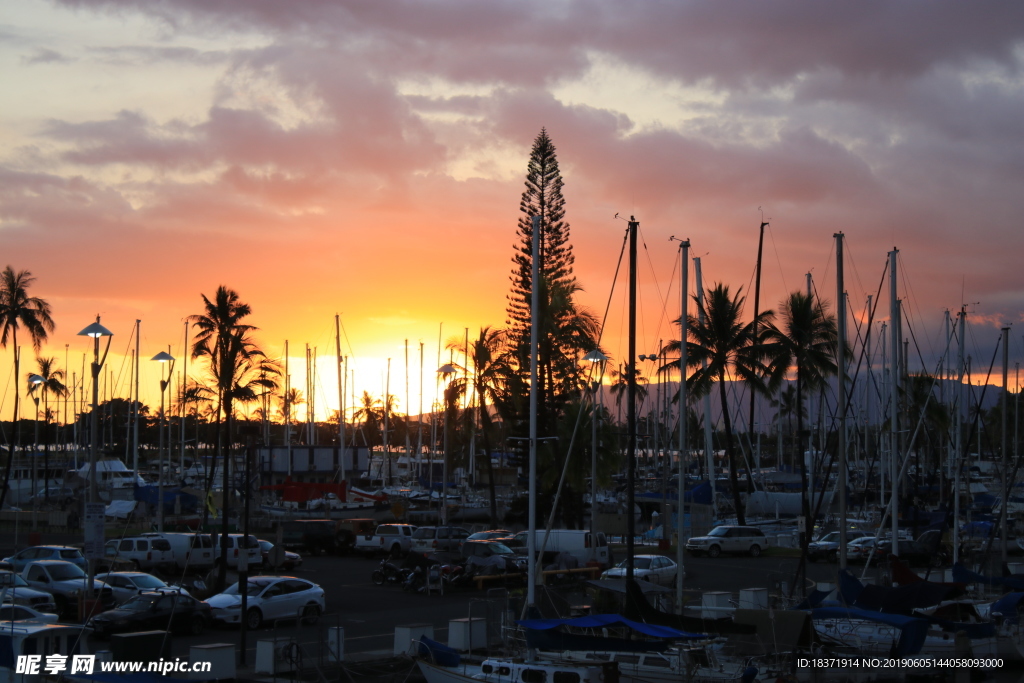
418 636 460 667
838 569 961 614
794 589 832 610
133 484 199 515
991 592 1024 623
684 481 712 505
952 563 1024 592
811 606 928 656
518 613 706 639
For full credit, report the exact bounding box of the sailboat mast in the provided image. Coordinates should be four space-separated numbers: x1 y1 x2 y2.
626 217 638 584
748 221 767 455
676 237 689 611
527 214 541 611
953 306 965 564
694 257 715 516
133 320 140 476
836 232 848 567
889 248 900 562
336 314 346 483
1001 326 1010 563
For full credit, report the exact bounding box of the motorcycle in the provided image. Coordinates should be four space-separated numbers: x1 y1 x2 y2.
371 558 408 586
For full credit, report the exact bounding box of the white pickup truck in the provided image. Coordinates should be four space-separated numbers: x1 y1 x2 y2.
353 524 417 557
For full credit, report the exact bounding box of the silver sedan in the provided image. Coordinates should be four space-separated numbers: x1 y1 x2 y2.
600 555 678 585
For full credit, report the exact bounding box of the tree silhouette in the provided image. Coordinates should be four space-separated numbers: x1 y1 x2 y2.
0 266 55 510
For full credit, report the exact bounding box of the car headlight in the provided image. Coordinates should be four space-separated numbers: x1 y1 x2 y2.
70 589 80 597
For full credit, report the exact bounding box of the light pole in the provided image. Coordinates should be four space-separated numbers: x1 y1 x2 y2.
584 349 607 559
152 350 175 532
77 317 113 602
28 374 44 527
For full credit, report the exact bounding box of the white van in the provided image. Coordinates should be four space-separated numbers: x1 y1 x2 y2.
140 532 215 572
212 534 261 570
103 536 174 571
511 529 610 568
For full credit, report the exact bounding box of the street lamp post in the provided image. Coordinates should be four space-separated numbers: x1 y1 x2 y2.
29 374 44 527
77 317 114 603
152 350 175 532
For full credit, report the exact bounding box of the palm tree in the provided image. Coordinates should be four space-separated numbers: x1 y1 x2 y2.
770 385 803 469
666 283 774 525
188 286 271 590
28 357 66 502
0 267 55 510
762 291 838 585
443 327 516 524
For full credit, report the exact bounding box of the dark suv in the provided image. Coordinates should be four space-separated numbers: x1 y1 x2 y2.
281 520 342 555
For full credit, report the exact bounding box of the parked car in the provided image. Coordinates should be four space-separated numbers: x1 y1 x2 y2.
2 546 87 573
510 529 611 568
27 487 76 505
808 531 870 562
0 571 56 613
102 537 174 572
95 572 191 605
353 524 417 557
138 532 215 572
257 540 302 571
601 555 678 585
410 526 471 555
461 541 525 572
212 534 262 570
21 560 114 617
206 576 325 629
685 526 768 558
846 536 884 563
466 529 514 543
0 604 58 623
87 591 211 638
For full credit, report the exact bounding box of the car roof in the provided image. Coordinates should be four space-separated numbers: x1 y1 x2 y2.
27 546 79 551
96 572 151 578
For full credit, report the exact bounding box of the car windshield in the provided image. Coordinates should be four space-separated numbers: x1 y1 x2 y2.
707 527 729 537
486 543 513 555
0 573 28 588
223 580 268 597
132 575 167 589
412 529 435 539
818 533 839 543
122 595 159 612
48 564 85 581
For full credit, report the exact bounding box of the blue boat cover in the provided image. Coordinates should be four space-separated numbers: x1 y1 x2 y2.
838 569 961 614
684 481 713 505
418 636 461 667
811 607 928 656
990 592 1024 623
952 563 1024 591
517 613 706 639
793 589 832 610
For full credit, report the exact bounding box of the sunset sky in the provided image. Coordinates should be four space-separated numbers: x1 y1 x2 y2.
2 1 1023 421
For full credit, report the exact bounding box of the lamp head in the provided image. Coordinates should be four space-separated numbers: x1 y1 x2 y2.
78 321 114 338
583 349 608 363
437 363 457 374
28 374 45 385
151 352 175 363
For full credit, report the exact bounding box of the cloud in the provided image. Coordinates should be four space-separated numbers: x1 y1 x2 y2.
21 47 75 65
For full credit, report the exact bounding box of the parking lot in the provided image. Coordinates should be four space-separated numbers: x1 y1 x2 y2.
0 533 887 666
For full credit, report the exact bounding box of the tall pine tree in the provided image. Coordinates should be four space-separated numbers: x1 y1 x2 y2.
505 129 599 451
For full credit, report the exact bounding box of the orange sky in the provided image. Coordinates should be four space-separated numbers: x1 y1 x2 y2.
3 1 1023 420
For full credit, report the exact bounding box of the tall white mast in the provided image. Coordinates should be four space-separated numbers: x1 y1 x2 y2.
675 237 689 611
836 232 848 568
336 315 346 483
